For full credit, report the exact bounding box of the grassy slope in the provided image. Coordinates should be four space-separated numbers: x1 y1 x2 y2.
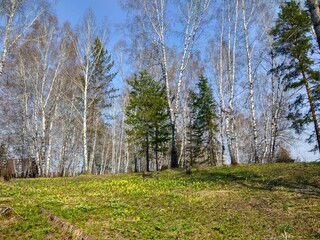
0 162 320 240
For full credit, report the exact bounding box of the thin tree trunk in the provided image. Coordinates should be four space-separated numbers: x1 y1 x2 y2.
124 142 129 173
300 65 320 152
159 32 178 168
39 108 46 176
0 0 17 77
102 142 111 174
99 134 108 175
262 116 269 163
189 114 194 166
241 0 259 163
305 1 320 150
226 0 239 165
59 142 66 176
146 131 150 172
20 67 30 176
45 105 57 176
111 103 117 173
83 74 89 173
117 110 125 173
307 0 320 50
218 8 226 165
268 50 285 161
134 155 138 173
89 117 99 174
46 121 53 177
32 92 41 175
178 104 187 167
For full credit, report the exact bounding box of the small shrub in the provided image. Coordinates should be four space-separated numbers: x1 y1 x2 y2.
276 147 293 163
278 224 294 233
310 176 320 188
160 165 168 171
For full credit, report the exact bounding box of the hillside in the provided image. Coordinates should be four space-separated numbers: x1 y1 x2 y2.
1 163 320 239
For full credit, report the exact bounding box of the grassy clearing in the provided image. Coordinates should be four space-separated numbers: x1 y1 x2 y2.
0 162 320 239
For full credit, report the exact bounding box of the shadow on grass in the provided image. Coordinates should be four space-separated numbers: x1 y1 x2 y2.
190 169 260 182
186 169 320 195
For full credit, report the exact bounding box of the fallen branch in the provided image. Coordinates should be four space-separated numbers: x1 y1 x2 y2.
39 207 96 240
0 205 23 219
0 206 12 215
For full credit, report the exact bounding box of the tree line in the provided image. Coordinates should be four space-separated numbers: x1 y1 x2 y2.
0 0 319 178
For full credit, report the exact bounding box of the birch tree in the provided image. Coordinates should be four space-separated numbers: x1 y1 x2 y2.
57 23 82 176
0 0 47 78
241 0 259 163
217 6 227 165
225 0 240 165
209 0 240 165
19 15 65 176
75 11 96 173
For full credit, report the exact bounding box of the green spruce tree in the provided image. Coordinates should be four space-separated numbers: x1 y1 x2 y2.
89 37 117 110
187 75 219 166
125 72 170 172
270 0 320 152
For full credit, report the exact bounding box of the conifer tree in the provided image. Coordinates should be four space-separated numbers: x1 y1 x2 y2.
88 37 116 172
187 75 219 165
270 0 320 152
89 37 117 110
125 72 170 172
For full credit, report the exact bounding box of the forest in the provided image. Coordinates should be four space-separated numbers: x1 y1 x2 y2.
0 0 320 178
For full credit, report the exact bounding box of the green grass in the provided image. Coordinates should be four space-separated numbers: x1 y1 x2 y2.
1 162 320 239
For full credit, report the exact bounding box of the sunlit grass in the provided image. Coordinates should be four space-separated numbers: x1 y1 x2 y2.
1 162 320 239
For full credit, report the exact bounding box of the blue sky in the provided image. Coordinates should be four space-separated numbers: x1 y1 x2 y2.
55 0 124 26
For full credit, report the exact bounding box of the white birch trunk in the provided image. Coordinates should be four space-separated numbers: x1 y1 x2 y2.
59 143 66 176
18 58 31 175
231 0 240 164
117 112 125 173
124 142 129 173
307 0 320 50
89 117 99 174
0 0 17 77
32 90 40 172
45 104 57 176
226 0 239 165
218 7 226 165
82 48 90 174
83 74 89 173
104 143 111 174
241 0 259 163
99 134 107 175
178 103 188 167
46 121 53 177
39 107 47 176
111 103 117 173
